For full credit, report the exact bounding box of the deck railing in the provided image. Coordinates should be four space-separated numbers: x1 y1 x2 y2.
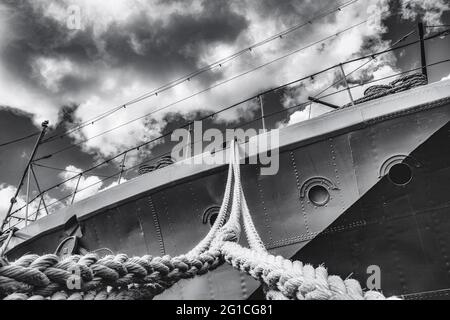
1 25 449 234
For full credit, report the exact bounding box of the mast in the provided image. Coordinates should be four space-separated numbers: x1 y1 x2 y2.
0 121 49 233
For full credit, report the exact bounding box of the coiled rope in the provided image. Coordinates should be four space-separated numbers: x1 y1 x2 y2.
344 73 427 107
0 140 399 300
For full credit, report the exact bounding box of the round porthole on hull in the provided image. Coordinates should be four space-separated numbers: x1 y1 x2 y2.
203 206 222 227
388 163 412 186
308 185 330 206
380 155 419 186
300 177 338 207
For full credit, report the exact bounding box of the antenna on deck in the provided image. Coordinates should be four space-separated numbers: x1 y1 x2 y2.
0 121 49 234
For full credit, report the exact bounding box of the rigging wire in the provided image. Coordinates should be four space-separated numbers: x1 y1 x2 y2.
0 132 40 148
7 27 450 219
9 56 450 222
37 23 446 163
36 19 370 160
39 24 449 162
308 29 417 103
426 25 450 28
4 6 450 231
255 58 450 124
41 0 359 144
32 163 109 178
30 26 450 182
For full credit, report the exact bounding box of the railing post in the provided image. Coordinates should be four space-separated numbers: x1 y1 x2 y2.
259 95 267 132
418 22 428 82
187 122 193 158
339 63 355 106
25 166 31 227
71 174 82 205
35 197 42 221
118 152 127 185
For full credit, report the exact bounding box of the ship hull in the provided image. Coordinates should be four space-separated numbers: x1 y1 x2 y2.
5 81 450 299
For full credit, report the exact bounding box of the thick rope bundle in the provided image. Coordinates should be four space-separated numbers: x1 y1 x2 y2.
138 156 175 175
344 73 427 107
0 141 399 300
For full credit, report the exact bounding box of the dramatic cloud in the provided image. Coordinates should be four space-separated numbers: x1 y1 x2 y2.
0 0 252 160
400 0 450 28
277 0 397 126
0 0 449 161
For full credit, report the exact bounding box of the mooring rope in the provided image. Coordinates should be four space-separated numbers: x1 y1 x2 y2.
0 140 399 300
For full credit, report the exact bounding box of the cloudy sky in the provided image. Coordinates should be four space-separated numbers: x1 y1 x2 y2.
0 0 449 223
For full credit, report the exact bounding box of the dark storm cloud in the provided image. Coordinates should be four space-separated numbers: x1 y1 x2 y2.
1 0 100 94
254 0 339 26
57 104 78 124
101 0 248 81
1 2 92 66
1 0 249 94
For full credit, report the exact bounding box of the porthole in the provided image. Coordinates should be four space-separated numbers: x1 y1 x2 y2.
202 206 222 227
308 185 330 206
388 163 412 186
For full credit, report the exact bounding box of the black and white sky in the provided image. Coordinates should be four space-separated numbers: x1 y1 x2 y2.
0 0 449 220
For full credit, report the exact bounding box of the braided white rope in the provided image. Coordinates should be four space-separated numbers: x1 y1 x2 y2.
232 144 266 253
187 147 234 257
215 140 400 300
